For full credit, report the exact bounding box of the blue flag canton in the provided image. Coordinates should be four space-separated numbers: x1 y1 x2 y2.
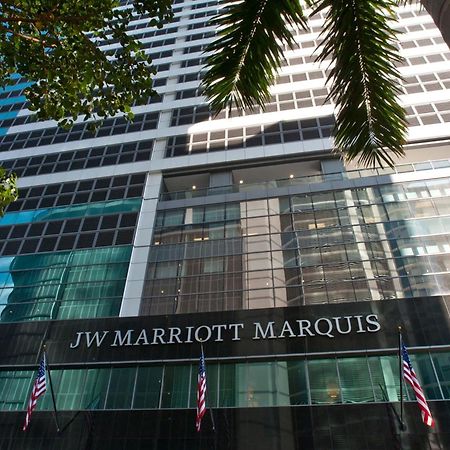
37 358 46 378
198 353 206 376
401 343 413 369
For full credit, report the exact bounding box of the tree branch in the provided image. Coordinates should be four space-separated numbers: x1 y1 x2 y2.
0 22 53 46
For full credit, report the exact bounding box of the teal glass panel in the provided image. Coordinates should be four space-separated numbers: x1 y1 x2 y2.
54 369 87 410
0 198 141 226
368 355 404 402
218 363 236 407
106 367 136 409
225 203 241 220
161 365 191 408
233 362 290 407
133 366 163 408
81 368 111 409
38 370 63 411
408 354 441 400
287 360 308 405
163 210 185 226
204 205 225 222
308 359 341 404
192 207 204 224
338 357 374 403
0 370 32 411
189 363 218 408
431 352 450 398
0 246 132 322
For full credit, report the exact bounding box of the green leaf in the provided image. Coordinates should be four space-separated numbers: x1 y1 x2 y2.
202 0 308 112
0 168 18 217
315 0 407 167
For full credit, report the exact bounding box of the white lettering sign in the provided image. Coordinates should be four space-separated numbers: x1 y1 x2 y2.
68 315 381 349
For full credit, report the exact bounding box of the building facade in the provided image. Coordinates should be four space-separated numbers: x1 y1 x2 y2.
1 1 450 449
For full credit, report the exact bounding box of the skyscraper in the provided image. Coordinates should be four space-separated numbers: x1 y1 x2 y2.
1 1 450 448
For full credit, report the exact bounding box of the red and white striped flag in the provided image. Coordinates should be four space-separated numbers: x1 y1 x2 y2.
23 353 47 431
401 342 435 427
196 350 207 432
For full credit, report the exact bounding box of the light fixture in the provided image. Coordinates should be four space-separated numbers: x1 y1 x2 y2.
239 180 244 184
289 174 294 179
192 185 196 190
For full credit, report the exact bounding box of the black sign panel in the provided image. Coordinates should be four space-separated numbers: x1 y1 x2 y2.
0 296 449 367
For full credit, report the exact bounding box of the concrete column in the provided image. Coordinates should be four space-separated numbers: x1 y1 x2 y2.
119 171 162 316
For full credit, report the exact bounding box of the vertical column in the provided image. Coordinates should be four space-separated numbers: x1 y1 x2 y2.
120 171 162 316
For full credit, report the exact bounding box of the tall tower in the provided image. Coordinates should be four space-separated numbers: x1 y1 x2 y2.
1 1 450 448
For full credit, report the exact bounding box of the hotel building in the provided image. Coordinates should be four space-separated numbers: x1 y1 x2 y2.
1 1 450 448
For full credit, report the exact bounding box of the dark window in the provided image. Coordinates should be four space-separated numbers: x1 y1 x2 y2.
28 222 45 236
73 192 90 204
90 191 108 202
116 229 134 245
21 239 40 254
76 233 96 248
3 241 21 255
57 235 77 250
38 237 58 252
39 197 56 208
96 231 115 247
45 221 64 235
120 213 138 227
100 215 119 229
10 225 28 238
0 228 10 239
63 219 82 233
82 217 100 231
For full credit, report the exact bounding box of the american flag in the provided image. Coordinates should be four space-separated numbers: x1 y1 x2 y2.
23 353 47 431
196 350 207 432
401 342 435 427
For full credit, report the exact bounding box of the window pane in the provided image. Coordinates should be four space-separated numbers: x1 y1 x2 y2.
218 363 237 407
308 359 340 404
368 356 404 402
287 360 308 405
106 367 136 409
408 354 441 400
82 368 111 409
56 369 87 410
0 370 32 411
338 357 374 403
161 365 190 408
432 352 450 398
133 366 163 408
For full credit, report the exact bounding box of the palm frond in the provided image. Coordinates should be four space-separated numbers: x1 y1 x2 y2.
201 0 308 112
315 0 407 167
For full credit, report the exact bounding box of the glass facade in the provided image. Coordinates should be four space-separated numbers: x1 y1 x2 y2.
0 246 132 321
1 1 450 447
1 352 449 411
141 176 450 314
0 175 145 322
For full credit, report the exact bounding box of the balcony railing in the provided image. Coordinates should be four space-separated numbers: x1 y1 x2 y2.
160 159 450 201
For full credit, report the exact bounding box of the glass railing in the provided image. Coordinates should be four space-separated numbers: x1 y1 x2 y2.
160 159 450 201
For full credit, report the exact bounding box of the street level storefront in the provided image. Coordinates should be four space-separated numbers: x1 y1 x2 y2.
1 296 450 449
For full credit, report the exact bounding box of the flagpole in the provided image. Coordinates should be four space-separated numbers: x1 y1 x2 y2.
43 344 61 433
398 326 405 431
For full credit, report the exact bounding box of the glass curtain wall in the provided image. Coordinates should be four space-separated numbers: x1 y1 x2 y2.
142 177 450 314
1 352 449 411
0 246 132 322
